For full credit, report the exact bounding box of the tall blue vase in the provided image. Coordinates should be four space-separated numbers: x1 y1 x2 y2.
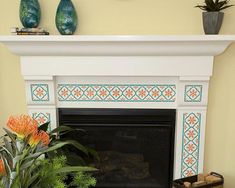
20 0 41 28
56 0 78 35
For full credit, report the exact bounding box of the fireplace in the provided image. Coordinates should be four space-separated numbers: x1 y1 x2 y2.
1 35 234 180
59 108 176 188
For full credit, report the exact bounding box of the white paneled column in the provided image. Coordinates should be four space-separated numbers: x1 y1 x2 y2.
24 76 57 130
174 77 209 179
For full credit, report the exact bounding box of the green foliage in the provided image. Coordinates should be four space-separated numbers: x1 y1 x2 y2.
0 117 97 188
72 172 97 188
26 156 96 188
36 156 67 188
195 0 234 11
46 125 99 167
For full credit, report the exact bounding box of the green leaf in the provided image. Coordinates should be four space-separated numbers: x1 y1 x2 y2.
24 152 43 161
67 140 88 155
3 129 17 150
50 126 74 134
38 122 50 132
50 125 85 136
44 142 70 153
195 5 207 11
21 159 34 170
12 156 21 169
16 140 25 153
26 173 40 188
10 175 20 188
205 0 215 11
66 154 86 166
1 155 11 175
46 140 88 155
0 146 14 159
196 0 234 11
55 166 97 174
3 137 13 155
86 147 100 161
219 4 234 10
216 1 228 10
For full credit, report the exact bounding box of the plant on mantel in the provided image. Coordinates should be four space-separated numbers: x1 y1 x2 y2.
195 0 234 34
0 115 97 188
196 0 233 11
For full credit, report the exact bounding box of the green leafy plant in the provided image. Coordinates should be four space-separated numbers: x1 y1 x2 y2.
195 0 234 11
0 115 97 188
70 172 96 188
40 123 99 167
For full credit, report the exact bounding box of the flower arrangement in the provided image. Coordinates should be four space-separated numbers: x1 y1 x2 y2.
0 115 97 188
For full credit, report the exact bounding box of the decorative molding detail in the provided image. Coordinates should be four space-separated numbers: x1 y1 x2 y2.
181 112 201 178
0 35 234 56
32 112 51 131
184 85 202 102
31 84 50 101
57 84 176 102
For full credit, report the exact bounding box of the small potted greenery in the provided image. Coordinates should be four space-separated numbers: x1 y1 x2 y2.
196 0 234 34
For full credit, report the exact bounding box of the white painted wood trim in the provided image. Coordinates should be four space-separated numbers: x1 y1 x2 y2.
20 56 214 77
0 35 235 56
23 75 53 81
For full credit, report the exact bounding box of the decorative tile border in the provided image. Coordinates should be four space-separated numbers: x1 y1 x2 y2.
32 112 51 131
31 84 50 102
184 85 202 103
57 84 176 102
181 113 201 177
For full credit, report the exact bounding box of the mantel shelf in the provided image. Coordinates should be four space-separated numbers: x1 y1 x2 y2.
0 35 235 56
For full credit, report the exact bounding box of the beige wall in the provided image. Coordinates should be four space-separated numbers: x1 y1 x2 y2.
1 0 235 187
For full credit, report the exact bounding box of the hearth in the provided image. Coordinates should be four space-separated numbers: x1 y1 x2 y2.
59 108 176 188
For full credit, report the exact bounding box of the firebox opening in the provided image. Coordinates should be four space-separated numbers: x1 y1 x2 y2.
59 108 176 188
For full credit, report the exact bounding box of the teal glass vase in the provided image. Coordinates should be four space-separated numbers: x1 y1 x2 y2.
19 0 41 28
56 0 78 35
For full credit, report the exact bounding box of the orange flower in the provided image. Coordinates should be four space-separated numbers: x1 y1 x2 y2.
29 131 50 147
7 115 38 139
0 160 6 176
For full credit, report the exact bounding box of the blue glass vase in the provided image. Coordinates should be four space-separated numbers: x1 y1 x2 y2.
56 0 78 35
20 0 41 28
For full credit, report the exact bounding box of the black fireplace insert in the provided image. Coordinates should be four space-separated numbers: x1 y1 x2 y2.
59 108 176 188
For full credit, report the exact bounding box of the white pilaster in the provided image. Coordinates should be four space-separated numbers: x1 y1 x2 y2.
24 76 57 130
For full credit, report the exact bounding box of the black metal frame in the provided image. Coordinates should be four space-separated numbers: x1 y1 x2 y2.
58 108 176 188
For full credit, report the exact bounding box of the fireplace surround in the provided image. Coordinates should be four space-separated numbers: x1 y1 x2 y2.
0 35 235 182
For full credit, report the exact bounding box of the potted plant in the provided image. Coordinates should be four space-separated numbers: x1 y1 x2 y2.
0 115 97 188
195 0 234 34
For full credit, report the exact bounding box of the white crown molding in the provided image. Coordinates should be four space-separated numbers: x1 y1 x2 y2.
0 35 235 56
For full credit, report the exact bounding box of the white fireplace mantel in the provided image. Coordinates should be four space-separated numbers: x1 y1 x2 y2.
1 35 235 180
0 35 235 56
